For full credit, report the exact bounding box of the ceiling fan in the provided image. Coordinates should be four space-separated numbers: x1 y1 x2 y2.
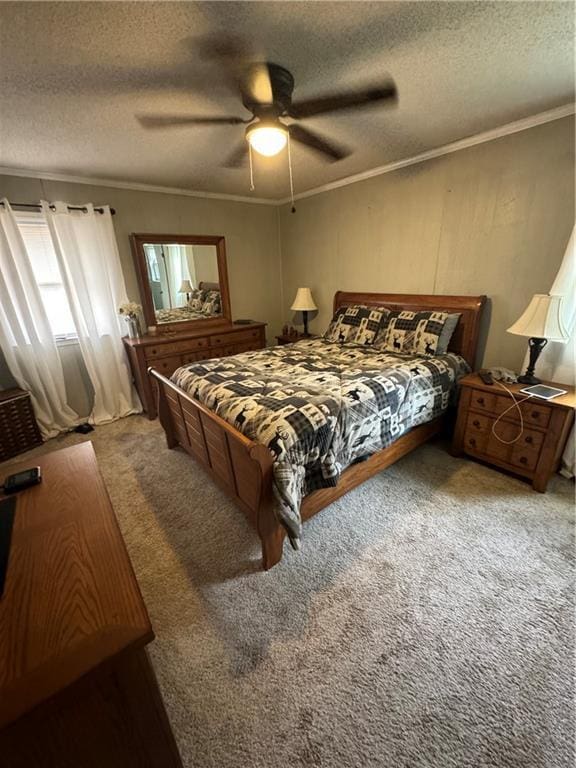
137 46 398 168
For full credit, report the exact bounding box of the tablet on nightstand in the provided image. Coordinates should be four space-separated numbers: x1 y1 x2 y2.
519 384 567 400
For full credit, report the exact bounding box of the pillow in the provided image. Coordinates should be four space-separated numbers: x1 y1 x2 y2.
324 305 389 346
435 313 461 354
202 290 221 315
189 288 207 311
377 310 456 356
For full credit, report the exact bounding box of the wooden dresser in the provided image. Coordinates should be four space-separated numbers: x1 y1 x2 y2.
124 322 267 418
452 373 575 492
0 443 182 768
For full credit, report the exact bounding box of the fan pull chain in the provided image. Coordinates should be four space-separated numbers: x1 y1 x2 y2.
248 143 255 192
287 133 296 213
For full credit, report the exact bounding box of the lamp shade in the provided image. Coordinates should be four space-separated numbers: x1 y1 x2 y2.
290 287 317 312
507 294 569 342
178 279 193 293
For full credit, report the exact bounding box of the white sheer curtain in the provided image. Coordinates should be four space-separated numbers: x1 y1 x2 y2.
166 245 192 307
0 200 79 438
526 226 575 476
42 202 141 424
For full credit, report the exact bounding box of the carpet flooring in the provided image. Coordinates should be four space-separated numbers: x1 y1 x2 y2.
3 415 574 768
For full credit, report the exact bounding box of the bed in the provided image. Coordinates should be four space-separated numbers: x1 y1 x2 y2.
154 281 222 323
150 291 486 569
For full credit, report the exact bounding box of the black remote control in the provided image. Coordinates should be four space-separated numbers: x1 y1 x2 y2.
479 371 494 385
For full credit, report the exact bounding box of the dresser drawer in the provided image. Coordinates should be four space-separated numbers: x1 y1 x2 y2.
145 337 209 359
210 328 262 348
148 355 182 377
181 350 211 365
234 341 261 354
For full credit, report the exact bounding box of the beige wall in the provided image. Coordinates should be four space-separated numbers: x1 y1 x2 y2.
0 174 283 413
0 116 574 407
279 116 575 372
0 174 283 337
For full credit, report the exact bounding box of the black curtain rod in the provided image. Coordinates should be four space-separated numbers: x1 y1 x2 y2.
0 201 116 216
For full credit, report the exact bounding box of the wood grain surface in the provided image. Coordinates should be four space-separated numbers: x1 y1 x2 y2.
0 442 153 728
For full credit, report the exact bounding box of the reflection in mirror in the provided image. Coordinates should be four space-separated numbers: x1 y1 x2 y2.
142 242 222 324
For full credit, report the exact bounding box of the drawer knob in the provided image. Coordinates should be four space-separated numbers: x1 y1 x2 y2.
525 436 533 444
531 411 540 419
519 456 528 465
477 397 485 406
472 419 480 428
468 438 476 447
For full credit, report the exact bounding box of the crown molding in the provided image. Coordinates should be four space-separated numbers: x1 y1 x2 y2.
0 166 277 206
0 103 573 208
277 102 576 205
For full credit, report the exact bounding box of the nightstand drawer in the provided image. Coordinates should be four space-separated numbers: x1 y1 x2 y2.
493 395 551 429
466 413 491 434
520 401 551 429
463 430 488 454
510 444 540 471
469 391 496 413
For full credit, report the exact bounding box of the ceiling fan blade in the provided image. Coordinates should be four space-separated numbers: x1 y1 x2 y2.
196 33 272 104
223 141 249 168
289 82 397 119
137 114 247 129
289 124 350 162
242 63 274 105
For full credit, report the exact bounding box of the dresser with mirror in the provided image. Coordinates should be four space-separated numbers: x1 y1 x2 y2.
124 233 266 418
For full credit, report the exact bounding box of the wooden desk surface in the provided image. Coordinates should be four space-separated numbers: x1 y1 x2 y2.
0 442 153 728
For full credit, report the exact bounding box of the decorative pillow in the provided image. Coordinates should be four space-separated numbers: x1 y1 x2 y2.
202 290 222 315
377 310 456 356
324 305 389 346
189 288 207 311
435 313 461 354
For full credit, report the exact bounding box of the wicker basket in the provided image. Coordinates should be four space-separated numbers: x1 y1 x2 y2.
0 388 43 462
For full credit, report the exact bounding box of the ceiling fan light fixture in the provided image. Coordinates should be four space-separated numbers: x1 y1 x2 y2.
246 122 288 157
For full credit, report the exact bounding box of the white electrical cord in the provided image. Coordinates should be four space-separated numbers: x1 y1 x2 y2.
490 379 534 445
248 143 255 192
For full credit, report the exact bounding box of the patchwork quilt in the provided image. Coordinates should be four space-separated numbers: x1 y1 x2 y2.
155 305 221 323
171 339 469 546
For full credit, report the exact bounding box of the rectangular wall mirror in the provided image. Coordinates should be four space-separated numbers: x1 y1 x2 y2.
130 234 231 332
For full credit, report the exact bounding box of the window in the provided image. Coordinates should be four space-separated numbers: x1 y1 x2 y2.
15 212 77 340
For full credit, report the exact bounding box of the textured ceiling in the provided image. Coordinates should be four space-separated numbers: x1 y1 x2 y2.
0 1 574 200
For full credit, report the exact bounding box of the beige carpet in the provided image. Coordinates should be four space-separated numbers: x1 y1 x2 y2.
3 415 574 768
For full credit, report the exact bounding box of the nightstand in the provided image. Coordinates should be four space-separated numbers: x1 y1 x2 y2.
276 334 318 346
452 373 575 492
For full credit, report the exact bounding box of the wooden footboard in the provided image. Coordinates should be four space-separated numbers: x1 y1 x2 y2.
150 368 286 570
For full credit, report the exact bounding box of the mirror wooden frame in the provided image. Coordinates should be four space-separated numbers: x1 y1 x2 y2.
130 233 232 334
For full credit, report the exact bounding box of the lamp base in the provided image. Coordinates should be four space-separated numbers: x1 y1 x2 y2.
302 310 309 337
519 336 547 387
517 373 541 385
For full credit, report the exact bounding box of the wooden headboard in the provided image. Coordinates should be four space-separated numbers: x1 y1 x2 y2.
198 281 220 292
333 291 487 368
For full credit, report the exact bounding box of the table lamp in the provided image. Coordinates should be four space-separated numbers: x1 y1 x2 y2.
178 279 193 303
507 294 569 384
290 288 317 337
